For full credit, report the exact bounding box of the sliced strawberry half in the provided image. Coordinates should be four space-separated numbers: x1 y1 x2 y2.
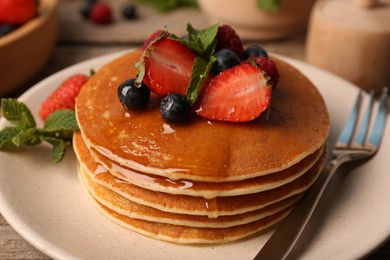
195 63 272 122
142 36 199 96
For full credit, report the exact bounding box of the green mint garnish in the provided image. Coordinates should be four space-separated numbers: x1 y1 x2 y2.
136 0 198 13
181 23 218 104
0 98 36 129
0 127 22 148
257 0 281 11
0 98 79 163
179 23 219 59
186 56 216 106
42 109 79 140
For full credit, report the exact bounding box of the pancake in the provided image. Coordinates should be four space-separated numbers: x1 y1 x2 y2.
89 137 324 198
79 164 300 228
74 131 324 198
75 49 329 182
74 131 327 217
88 198 292 244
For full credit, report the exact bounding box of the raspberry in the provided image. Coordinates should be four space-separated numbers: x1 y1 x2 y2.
90 2 112 25
216 24 244 59
245 57 279 87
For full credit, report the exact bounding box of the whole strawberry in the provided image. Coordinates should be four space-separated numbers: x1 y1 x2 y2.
0 0 38 25
215 24 244 59
39 74 89 121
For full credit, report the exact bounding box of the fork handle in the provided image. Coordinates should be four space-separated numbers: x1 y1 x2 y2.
254 157 347 260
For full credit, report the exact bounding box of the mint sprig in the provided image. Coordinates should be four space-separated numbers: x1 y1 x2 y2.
136 0 198 13
173 23 219 59
186 56 216 106
0 98 79 163
257 0 281 12
0 98 36 129
180 23 218 104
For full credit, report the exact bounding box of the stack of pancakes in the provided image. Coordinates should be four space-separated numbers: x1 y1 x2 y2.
74 49 329 244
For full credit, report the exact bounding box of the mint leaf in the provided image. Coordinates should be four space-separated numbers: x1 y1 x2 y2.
12 128 42 147
187 23 218 58
41 109 79 141
154 0 182 12
136 0 197 12
0 98 36 129
182 23 219 59
44 110 79 131
186 56 216 105
0 98 79 163
257 0 281 11
0 127 21 148
43 137 67 163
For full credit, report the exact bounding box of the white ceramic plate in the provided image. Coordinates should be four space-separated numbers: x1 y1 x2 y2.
0 51 389 260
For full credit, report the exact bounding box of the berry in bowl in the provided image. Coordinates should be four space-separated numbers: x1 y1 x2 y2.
0 0 58 97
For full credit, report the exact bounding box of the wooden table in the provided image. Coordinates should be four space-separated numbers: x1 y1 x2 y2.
1 0 389 259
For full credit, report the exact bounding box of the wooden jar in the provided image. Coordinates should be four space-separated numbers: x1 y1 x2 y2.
306 0 390 92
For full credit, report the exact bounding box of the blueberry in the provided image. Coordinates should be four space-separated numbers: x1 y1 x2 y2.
0 24 17 37
244 45 268 59
160 94 191 123
122 4 137 20
212 49 241 75
118 79 150 110
80 0 97 19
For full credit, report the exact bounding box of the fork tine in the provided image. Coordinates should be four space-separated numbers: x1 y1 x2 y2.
368 87 388 148
337 91 362 146
354 90 375 145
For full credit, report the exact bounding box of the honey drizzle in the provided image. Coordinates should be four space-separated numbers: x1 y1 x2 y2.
204 198 220 219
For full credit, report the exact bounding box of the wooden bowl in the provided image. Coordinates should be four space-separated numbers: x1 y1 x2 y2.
0 0 58 97
197 0 317 40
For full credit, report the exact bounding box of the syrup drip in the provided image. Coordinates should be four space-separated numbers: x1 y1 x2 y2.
157 178 194 190
204 198 220 219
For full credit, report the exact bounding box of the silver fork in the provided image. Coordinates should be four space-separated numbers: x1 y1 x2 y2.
254 87 389 260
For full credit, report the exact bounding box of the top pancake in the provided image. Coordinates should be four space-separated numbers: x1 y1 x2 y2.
76 49 329 182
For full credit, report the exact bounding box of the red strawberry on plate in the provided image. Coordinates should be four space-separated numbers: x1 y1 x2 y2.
142 36 209 96
0 0 38 25
195 63 272 122
39 74 89 121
